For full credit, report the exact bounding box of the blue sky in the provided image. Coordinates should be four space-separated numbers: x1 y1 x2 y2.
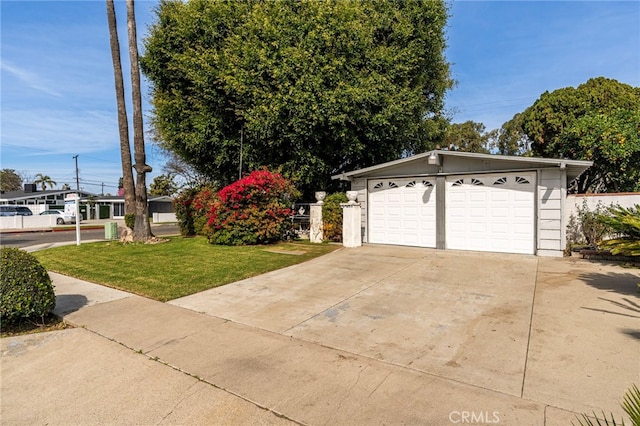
1 1 639 195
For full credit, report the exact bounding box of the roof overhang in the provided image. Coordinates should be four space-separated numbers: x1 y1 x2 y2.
332 150 593 183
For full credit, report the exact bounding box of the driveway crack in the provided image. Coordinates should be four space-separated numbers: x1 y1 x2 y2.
521 258 539 398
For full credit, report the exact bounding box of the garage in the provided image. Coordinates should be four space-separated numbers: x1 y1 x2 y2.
368 178 436 247
333 150 592 257
446 172 535 254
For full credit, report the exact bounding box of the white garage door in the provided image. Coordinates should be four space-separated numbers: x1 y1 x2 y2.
446 172 535 254
368 178 436 247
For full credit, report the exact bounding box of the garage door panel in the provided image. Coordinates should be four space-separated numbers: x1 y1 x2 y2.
470 207 487 217
450 192 466 203
404 206 418 217
514 206 532 217
446 172 535 255
388 206 401 217
491 207 509 218
404 192 419 202
512 223 533 234
491 191 509 202
470 191 488 202
368 179 436 247
469 222 487 232
490 223 509 233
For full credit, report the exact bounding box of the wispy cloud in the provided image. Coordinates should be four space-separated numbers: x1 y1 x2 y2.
1 62 62 97
0 108 121 155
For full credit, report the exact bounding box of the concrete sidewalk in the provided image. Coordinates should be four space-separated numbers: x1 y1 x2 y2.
2 247 638 425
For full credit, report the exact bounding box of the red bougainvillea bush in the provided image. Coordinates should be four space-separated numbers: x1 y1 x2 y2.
206 169 299 245
173 184 217 236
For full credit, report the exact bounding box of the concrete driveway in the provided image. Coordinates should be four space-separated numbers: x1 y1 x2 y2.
2 245 638 425
170 245 639 421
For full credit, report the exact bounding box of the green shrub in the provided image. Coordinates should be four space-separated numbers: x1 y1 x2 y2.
207 168 299 245
124 213 136 230
567 200 612 247
597 204 640 256
1 247 55 324
322 192 348 242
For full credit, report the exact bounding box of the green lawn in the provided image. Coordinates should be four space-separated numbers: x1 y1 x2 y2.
34 237 340 302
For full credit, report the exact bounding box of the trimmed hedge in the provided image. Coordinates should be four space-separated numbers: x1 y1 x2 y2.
322 192 348 242
1 247 55 324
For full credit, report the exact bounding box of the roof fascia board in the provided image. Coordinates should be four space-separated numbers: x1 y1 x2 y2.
332 150 593 180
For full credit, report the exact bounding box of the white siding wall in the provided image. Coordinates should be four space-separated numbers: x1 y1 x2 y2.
350 178 367 243
537 168 565 257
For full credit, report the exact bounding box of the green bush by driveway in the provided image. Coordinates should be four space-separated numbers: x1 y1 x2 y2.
1 247 56 324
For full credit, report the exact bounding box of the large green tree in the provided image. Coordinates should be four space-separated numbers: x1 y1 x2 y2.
149 173 179 196
0 169 23 192
443 121 496 154
493 113 531 156
514 77 640 192
141 0 452 196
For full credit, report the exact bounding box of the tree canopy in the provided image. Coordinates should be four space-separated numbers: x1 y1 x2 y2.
0 169 23 192
511 77 640 192
443 121 496 154
149 173 179 196
141 0 452 196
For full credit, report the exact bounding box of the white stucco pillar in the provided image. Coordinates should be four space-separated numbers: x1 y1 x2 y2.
341 200 362 248
309 203 323 243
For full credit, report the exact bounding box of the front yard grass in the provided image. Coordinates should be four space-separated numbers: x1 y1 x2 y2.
34 237 340 302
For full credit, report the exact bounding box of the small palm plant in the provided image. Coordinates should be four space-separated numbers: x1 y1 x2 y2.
574 384 640 426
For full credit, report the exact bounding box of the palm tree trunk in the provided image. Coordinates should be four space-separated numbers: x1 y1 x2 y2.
106 0 135 216
126 0 153 240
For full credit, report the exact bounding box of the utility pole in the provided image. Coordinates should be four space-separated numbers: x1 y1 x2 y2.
74 155 80 191
101 182 105 196
73 155 81 246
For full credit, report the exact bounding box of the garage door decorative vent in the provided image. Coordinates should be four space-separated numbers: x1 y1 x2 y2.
388 182 398 188
406 181 417 188
452 179 464 186
471 178 484 186
422 181 433 187
373 182 384 189
493 177 507 185
516 176 531 184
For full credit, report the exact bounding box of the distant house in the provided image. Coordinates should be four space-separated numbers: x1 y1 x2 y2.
0 184 94 214
92 195 175 219
0 184 175 220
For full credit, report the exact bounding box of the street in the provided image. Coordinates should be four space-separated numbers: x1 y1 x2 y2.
0 224 180 249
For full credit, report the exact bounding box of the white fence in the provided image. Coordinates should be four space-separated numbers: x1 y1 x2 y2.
152 212 178 223
565 193 640 244
565 193 640 224
0 215 61 229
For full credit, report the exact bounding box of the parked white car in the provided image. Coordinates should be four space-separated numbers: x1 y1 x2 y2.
39 210 77 225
